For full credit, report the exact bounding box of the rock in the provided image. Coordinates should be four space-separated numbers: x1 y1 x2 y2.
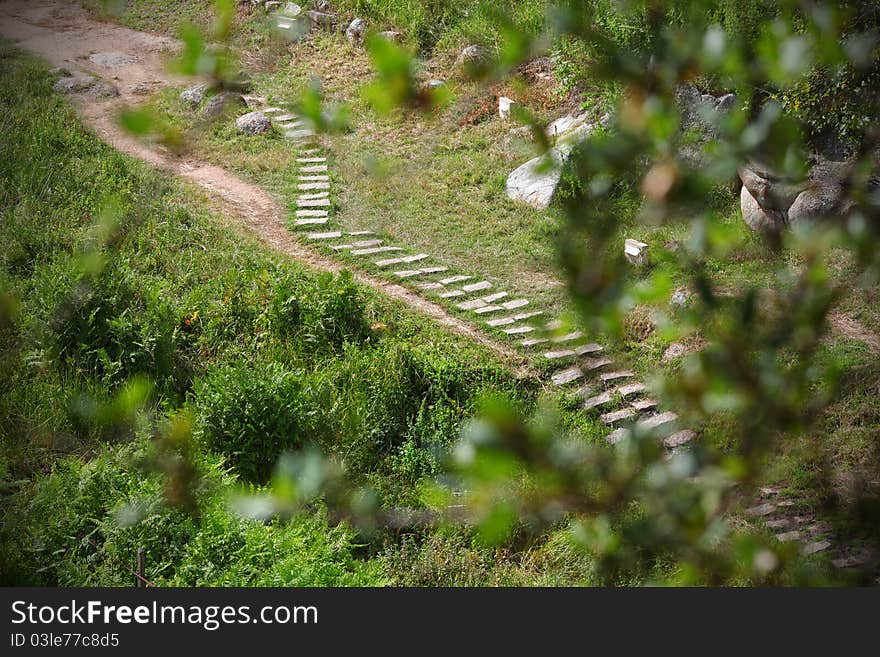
52 76 119 98
676 84 735 140
49 66 71 77
624 238 649 266
201 91 246 120
505 150 565 209
788 184 850 224
427 79 444 88
88 51 137 67
346 17 367 44
128 83 152 96
739 164 805 213
456 44 487 69
546 114 588 140
662 342 688 362
670 287 691 308
279 2 301 15
308 10 336 29
236 110 272 134
377 30 402 42
498 96 515 120
314 0 331 10
740 184 785 232
180 82 211 107
505 120 594 209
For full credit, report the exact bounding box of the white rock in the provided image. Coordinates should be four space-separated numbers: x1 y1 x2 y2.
505 150 565 209
236 110 272 135
346 18 367 45
498 96 515 120
624 238 649 266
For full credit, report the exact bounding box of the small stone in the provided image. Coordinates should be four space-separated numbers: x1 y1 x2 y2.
346 18 367 45
775 530 802 542
801 540 832 556
377 31 402 42
180 82 211 107
53 76 119 98
662 342 688 362
670 287 691 308
663 429 696 448
624 238 649 266
456 44 487 70
498 96 515 120
745 503 777 517
236 110 272 135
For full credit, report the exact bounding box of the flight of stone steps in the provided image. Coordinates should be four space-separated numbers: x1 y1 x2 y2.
238 94 879 573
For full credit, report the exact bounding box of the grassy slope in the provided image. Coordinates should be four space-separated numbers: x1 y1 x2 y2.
74 1 880 563
0 41 611 585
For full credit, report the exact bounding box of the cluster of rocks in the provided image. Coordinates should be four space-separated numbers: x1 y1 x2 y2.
178 82 272 135
740 158 855 232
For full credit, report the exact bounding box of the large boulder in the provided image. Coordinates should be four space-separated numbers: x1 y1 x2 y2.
53 76 119 98
505 150 566 209
236 110 272 135
740 184 786 232
456 44 488 73
506 116 595 209
675 84 736 167
739 164 805 213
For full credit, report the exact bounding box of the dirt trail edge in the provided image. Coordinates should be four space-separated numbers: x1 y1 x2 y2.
0 0 529 371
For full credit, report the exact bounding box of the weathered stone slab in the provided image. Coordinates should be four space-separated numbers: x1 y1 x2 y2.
486 311 544 327
299 175 330 182
543 343 603 359
640 411 677 430
501 299 529 310
600 407 636 425
299 165 328 173
296 157 326 163
440 290 466 299
801 540 832 556
307 231 342 239
375 254 429 267
630 398 657 412
503 326 535 335
663 429 697 449
351 246 401 255
462 281 491 293
297 198 330 208
582 357 612 371
393 267 447 278
551 331 584 343
521 338 548 347
583 391 613 410
551 367 583 386
473 305 503 314
419 282 444 290
482 292 508 303
298 182 330 190
600 370 634 384
618 382 647 397
440 275 471 285
298 192 329 200
295 217 328 225
275 113 297 121
295 209 328 217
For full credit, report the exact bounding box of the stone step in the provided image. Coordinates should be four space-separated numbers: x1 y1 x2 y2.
631 398 658 412
439 290 465 299
298 182 330 190
299 165 328 173
418 282 444 290
521 338 549 347
285 130 314 141
307 231 342 240
351 246 402 256
295 209 329 218
462 280 492 293
543 343 603 360
583 382 647 410
501 299 529 310
473 305 504 315
600 370 635 384
551 331 584 343
375 253 429 267
393 267 447 278
297 198 330 208
485 311 543 327
298 192 329 200
503 325 536 335
663 429 696 448
440 275 471 285
551 367 583 386
456 292 508 311
262 107 284 114
640 411 678 430
600 407 637 425
300 147 321 155
349 230 374 236
296 157 326 163
295 217 329 226
331 240 382 251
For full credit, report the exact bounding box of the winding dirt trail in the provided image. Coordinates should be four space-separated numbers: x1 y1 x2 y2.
0 0 529 369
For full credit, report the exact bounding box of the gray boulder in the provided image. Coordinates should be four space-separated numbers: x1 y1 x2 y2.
53 76 119 98
740 184 786 232
505 150 566 209
236 110 272 135
201 91 246 120
180 82 211 107
456 44 487 70
346 18 367 45
739 164 805 213
308 10 336 29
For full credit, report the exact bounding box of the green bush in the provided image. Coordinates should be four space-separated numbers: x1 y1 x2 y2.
196 363 319 482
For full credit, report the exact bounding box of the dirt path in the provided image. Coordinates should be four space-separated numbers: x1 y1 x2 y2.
0 0 530 370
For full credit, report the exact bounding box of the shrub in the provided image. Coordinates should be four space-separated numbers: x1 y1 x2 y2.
196 363 319 482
